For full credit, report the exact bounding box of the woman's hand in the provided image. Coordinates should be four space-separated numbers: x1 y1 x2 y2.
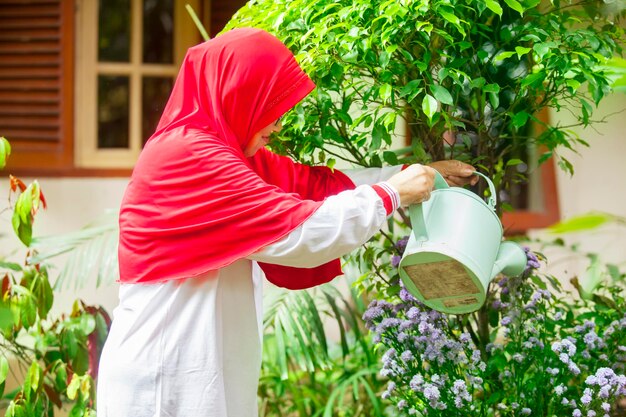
387 164 436 206
428 160 478 187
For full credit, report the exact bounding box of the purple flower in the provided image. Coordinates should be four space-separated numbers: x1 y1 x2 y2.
391 255 402 268
395 236 409 254
423 383 441 401
581 393 592 405
410 374 424 391
401 350 415 362
399 287 418 302
524 246 541 272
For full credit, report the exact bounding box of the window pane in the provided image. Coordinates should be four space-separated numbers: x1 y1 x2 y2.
143 0 174 64
99 0 131 62
142 77 173 144
98 76 130 149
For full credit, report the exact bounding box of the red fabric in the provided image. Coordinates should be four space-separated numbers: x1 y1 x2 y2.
118 28 355 288
371 184 394 215
249 149 356 289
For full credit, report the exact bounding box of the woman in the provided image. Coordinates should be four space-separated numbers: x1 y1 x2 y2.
96 28 476 417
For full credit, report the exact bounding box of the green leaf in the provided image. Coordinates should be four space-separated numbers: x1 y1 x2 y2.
580 255 604 298
512 111 530 129
506 158 524 166
607 264 622 281
27 362 41 393
521 71 545 88
0 137 10 170
383 151 399 165
72 344 90 375
422 94 438 120
485 0 503 16
340 48 358 63
371 124 384 150
470 77 486 89
0 356 8 385
482 83 500 93
439 10 465 36
0 261 22 272
0 303 14 332
430 84 454 105
79 314 96 335
489 91 499 109
399 79 422 102
502 0 525 15
494 51 515 62
67 374 80 400
515 46 531 59
548 212 615 234
379 83 393 104
533 42 552 59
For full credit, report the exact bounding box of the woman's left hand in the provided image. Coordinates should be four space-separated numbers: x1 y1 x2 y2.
428 160 479 187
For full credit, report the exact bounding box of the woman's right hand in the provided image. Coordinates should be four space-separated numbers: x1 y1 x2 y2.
386 164 436 206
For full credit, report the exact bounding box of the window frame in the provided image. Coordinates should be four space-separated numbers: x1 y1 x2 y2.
74 0 199 169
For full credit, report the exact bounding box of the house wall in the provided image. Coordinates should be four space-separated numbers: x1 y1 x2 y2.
529 91 626 289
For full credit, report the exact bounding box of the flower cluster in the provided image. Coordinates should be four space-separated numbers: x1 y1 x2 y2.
365 245 626 416
364 288 485 416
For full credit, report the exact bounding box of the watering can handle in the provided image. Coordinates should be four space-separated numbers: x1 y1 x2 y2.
408 170 448 242
473 171 497 211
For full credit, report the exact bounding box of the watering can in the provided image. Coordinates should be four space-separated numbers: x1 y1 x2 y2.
398 171 527 314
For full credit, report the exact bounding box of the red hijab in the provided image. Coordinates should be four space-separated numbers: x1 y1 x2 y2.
118 28 354 288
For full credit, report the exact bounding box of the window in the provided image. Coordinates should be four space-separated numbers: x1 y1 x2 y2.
75 0 200 168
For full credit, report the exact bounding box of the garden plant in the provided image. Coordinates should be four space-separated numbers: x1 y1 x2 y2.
0 137 109 417
225 0 626 415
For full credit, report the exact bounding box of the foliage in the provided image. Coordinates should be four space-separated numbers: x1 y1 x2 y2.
258 280 393 417
228 0 624 206
0 139 110 416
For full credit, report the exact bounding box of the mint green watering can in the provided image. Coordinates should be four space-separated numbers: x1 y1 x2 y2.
398 171 527 314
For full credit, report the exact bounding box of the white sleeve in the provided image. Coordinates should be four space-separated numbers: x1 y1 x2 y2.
247 185 387 268
341 166 403 186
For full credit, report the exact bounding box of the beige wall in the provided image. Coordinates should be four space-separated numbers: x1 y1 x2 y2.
530 91 626 285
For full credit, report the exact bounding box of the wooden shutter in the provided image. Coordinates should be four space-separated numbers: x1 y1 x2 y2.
209 0 247 37
0 0 74 174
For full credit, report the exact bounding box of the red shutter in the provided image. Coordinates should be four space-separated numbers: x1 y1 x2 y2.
1 0 73 173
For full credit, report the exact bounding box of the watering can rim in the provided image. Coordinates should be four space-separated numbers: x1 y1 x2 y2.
425 189 504 234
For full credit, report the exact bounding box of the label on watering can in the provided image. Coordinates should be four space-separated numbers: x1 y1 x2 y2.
403 259 480 300
443 296 480 308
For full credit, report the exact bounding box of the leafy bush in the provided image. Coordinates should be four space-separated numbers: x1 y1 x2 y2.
228 0 623 193
0 137 110 417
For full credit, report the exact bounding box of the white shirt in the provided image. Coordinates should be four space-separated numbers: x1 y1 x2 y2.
96 167 401 417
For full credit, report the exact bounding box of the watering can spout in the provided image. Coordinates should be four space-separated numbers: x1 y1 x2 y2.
490 241 527 278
